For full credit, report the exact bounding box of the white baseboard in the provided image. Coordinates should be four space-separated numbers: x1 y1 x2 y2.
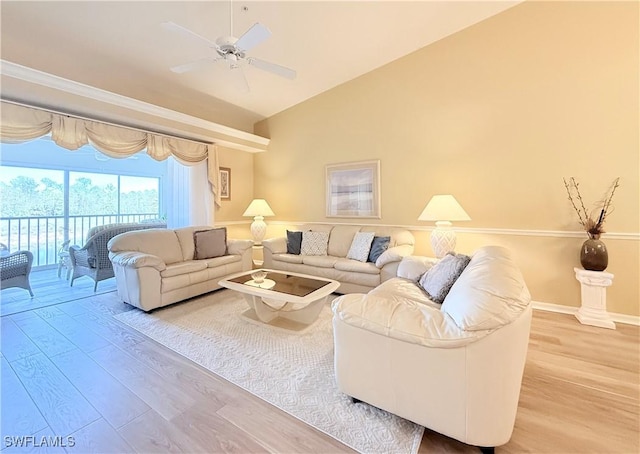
532 300 640 326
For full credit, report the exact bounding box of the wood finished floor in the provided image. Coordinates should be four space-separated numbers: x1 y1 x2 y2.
1 287 638 453
1 268 117 317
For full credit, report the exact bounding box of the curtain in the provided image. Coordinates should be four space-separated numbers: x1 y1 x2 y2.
0 101 221 206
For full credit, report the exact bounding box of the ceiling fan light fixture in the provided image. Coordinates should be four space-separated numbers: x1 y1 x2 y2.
162 14 296 91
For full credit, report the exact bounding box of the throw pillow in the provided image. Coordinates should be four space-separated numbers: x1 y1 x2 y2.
418 252 471 304
286 230 303 255
193 228 227 260
368 236 391 263
346 231 375 262
301 231 329 256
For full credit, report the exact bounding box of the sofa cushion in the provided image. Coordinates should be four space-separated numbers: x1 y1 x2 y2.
174 225 210 261
347 232 375 262
194 228 227 260
361 226 415 248
273 253 304 264
161 268 210 293
328 225 362 257
334 258 380 275
203 255 240 268
160 260 208 278
370 278 441 309
418 253 471 304
367 236 390 263
302 255 337 268
442 246 531 331
301 231 329 256
332 293 487 348
286 230 303 255
397 256 437 282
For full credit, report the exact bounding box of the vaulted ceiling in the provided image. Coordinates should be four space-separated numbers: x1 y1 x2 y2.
1 1 520 133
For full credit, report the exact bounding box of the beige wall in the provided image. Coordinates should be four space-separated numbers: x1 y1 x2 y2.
252 1 639 316
214 146 254 240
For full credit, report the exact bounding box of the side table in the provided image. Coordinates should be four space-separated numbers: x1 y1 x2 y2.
574 267 615 330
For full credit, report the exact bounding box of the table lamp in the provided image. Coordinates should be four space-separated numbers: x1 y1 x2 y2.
418 195 471 258
243 199 275 244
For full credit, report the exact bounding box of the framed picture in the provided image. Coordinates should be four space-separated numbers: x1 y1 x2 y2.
219 167 231 200
326 160 381 218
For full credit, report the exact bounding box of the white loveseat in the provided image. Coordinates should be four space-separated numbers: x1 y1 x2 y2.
262 224 415 294
332 246 532 450
108 226 253 311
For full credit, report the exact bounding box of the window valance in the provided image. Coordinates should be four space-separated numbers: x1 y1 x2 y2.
0 101 221 205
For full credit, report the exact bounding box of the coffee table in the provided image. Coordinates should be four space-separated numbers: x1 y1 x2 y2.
219 269 339 327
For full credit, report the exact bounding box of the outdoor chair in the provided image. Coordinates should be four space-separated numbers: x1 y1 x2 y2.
58 239 72 280
69 221 166 291
0 249 35 297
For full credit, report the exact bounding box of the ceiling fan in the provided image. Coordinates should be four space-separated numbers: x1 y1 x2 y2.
161 5 296 92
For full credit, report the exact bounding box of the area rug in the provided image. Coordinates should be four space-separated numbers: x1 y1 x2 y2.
115 290 424 453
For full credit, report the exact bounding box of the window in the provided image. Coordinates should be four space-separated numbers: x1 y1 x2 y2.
0 137 167 267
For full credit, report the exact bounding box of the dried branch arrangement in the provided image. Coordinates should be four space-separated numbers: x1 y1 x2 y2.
563 177 620 238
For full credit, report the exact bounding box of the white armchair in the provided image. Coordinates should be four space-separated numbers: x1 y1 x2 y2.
332 246 532 451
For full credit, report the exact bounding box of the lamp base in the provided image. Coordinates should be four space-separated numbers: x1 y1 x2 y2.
430 221 457 258
250 216 267 244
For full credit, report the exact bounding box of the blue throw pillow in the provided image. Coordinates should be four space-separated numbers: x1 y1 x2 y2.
286 230 303 255
368 236 391 263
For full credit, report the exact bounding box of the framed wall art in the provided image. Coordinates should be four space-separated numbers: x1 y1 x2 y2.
326 160 381 218
219 167 231 200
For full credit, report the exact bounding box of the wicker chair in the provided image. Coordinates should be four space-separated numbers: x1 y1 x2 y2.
57 239 72 280
0 250 35 297
69 221 166 291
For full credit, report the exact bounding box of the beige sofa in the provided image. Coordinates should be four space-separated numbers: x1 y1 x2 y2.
108 226 253 311
262 224 415 294
332 246 532 450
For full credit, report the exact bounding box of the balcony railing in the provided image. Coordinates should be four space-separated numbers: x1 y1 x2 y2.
0 213 160 268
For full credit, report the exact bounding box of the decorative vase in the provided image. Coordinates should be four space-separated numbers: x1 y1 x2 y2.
580 234 608 271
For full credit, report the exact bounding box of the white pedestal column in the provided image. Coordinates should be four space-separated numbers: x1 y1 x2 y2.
574 267 615 330
252 245 264 268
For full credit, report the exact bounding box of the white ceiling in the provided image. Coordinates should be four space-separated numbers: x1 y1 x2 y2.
1 1 521 131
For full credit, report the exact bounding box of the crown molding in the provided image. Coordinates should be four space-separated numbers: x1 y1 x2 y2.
0 59 269 153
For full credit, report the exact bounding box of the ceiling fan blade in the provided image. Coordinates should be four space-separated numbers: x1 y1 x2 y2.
230 65 250 93
161 21 217 48
248 57 297 80
235 22 271 52
170 58 217 74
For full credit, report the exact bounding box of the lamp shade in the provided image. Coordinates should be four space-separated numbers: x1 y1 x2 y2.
243 199 275 217
418 195 471 222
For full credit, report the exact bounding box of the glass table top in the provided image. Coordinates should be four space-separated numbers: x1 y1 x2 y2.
226 270 332 298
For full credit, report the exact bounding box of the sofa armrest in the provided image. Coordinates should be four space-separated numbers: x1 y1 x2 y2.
262 237 287 254
375 244 414 268
227 239 254 255
109 251 166 271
